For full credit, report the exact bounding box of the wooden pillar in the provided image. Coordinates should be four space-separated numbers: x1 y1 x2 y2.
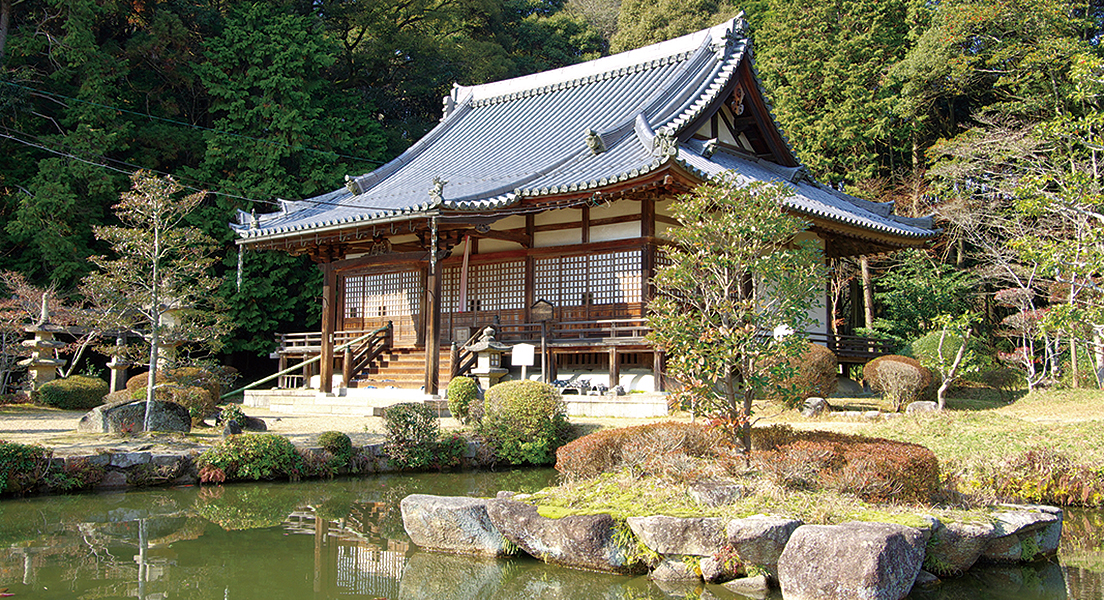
609 348 619 390
525 214 536 322
641 198 656 301
581 205 590 244
320 262 337 394
424 217 441 395
342 347 353 389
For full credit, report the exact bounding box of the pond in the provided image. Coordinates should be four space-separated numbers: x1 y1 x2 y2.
0 470 1101 599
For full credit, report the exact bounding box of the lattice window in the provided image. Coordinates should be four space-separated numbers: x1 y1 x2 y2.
344 276 365 319
442 261 524 311
441 266 459 312
535 257 561 305
590 251 642 304
534 250 643 307
343 270 421 318
472 261 525 310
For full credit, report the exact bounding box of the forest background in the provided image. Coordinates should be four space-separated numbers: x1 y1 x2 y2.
0 0 1101 389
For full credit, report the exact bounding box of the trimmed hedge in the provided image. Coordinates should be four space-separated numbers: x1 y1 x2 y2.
556 421 730 481
446 376 479 424
318 431 353 464
753 430 940 504
864 355 932 411
762 342 839 406
480 380 568 466
32 375 108 410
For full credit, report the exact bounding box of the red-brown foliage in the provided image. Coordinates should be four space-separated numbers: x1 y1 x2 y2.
753 430 940 504
555 421 732 481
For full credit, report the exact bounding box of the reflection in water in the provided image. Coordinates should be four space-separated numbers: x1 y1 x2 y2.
0 473 1101 599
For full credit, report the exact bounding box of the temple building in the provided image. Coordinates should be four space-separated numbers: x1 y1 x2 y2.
232 16 937 403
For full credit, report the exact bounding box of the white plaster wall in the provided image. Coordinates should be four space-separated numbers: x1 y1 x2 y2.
494 215 526 231
793 232 828 335
535 208 582 226
535 228 581 247
478 238 519 253
591 221 639 242
591 200 639 220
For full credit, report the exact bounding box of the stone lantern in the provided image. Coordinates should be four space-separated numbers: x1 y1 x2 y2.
18 296 65 390
465 326 510 390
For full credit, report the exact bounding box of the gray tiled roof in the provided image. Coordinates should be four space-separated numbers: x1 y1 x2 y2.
233 17 936 242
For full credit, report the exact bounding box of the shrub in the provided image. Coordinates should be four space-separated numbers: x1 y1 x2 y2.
978 366 1022 401
479 380 568 465
216 403 246 428
126 365 231 408
446 376 479 424
960 447 1104 506
761 343 838 406
0 441 51 494
32 375 108 410
751 431 940 504
556 421 732 481
383 402 440 469
864 355 932 411
318 431 353 465
196 433 305 482
133 384 213 421
44 456 105 491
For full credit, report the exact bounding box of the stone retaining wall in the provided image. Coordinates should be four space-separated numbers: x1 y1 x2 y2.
399 494 1064 600
30 440 487 495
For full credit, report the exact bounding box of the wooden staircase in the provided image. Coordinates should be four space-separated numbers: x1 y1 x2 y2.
351 346 453 390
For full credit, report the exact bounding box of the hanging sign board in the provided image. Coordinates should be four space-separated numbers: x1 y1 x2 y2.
512 343 536 367
531 299 554 322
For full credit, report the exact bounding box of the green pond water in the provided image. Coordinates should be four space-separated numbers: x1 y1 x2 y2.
0 469 1100 599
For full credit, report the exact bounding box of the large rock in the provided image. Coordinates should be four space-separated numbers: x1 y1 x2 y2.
925 519 997 576
906 401 939 414
725 515 803 570
981 504 1063 563
801 397 831 417
400 494 513 556
78 399 191 433
626 515 725 556
650 555 700 581
777 522 925 600
485 498 640 573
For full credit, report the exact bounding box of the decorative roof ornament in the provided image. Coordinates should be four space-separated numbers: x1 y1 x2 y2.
249 209 258 230
728 87 746 116
345 175 362 195
713 13 748 56
585 129 606 155
702 138 718 158
652 128 679 159
429 176 448 203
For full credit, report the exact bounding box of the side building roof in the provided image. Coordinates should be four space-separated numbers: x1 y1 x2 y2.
232 16 937 251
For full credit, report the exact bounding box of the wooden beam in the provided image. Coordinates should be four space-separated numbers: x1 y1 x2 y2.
331 251 430 273
473 228 530 247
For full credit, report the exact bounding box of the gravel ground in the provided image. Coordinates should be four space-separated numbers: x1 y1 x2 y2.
0 404 683 456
